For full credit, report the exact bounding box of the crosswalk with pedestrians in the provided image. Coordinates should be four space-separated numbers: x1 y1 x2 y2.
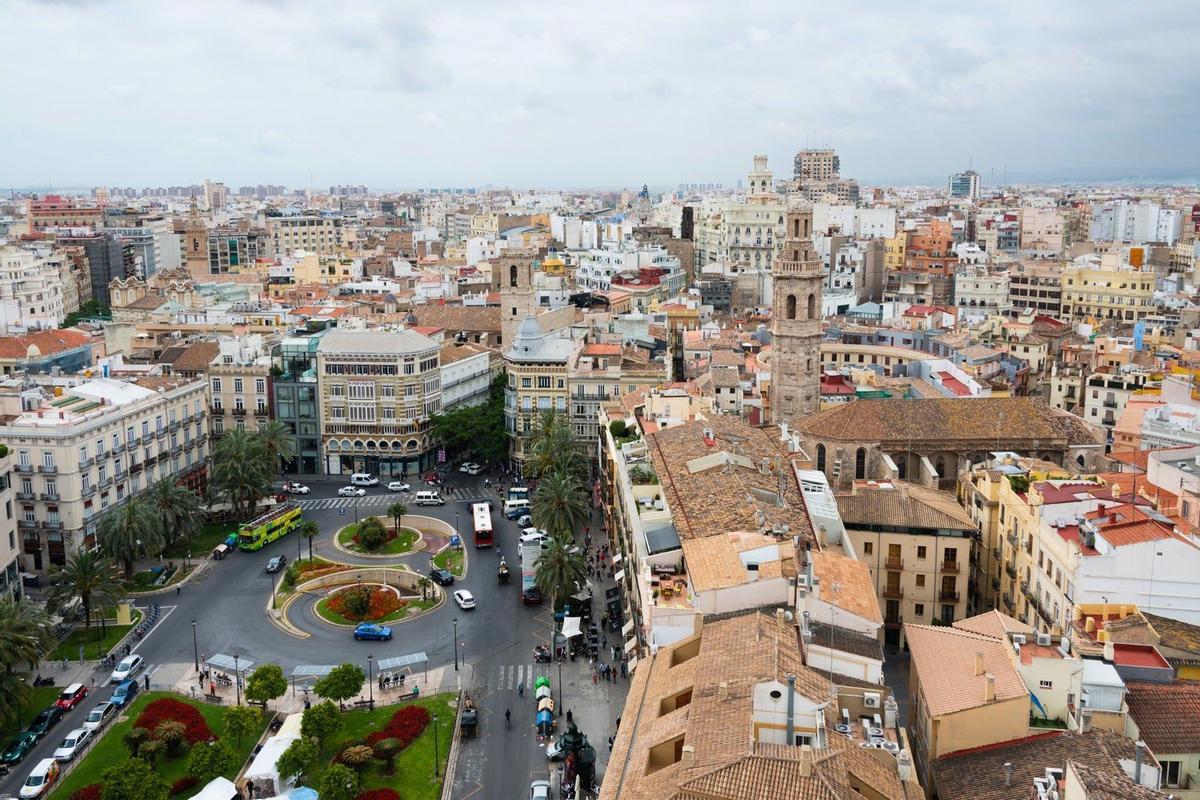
296 485 472 511
488 662 550 693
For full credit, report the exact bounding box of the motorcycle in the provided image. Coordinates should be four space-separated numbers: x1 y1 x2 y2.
33 674 55 687
534 645 552 664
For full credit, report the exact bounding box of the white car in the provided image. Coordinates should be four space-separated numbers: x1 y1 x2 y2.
284 482 310 494
52 728 90 762
529 779 551 800
81 702 116 733
338 486 367 497
458 462 481 473
109 654 144 684
387 481 410 492
453 589 476 610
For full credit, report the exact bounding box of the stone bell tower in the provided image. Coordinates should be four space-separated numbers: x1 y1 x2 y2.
771 207 823 424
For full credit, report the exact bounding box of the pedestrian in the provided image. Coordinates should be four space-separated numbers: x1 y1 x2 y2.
144 674 150 691
210 681 216 695
592 670 598 685
608 735 614 752
175 585 181 596
518 679 524 697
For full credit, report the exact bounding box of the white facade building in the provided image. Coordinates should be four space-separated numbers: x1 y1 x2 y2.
0 246 68 332
1089 201 1183 245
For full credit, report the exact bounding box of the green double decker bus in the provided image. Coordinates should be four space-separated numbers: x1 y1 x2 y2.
238 502 303 551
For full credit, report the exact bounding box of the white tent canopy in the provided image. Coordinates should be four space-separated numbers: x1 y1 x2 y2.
245 732 300 796
188 778 237 800
561 616 583 639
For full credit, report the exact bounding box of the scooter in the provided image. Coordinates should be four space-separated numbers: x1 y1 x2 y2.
534 645 552 664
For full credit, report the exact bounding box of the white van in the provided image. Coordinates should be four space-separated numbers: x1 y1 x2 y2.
414 491 444 506
503 499 531 518
350 473 379 487
20 759 60 799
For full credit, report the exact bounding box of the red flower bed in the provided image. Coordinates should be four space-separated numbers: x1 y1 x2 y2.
70 785 102 800
366 704 430 748
356 790 400 800
134 698 215 744
327 586 403 622
170 777 199 796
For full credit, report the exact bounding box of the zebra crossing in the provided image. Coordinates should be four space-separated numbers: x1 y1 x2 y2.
296 485 470 511
489 662 550 693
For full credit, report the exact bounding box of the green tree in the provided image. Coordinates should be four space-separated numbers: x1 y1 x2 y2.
0 596 52 672
372 737 402 775
152 720 188 757
339 744 374 771
298 520 320 561
429 373 509 463
608 419 628 439
275 737 319 783
137 738 166 765
319 764 359 800
146 478 203 555
186 740 238 784
341 586 371 619
417 576 431 601
527 409 583 478
222 705 262 747
386 502 407 535
101 757 169 800
355 518 387 551
532 471 588 538
99 498 159 580
122 726 149 757
45 549 124 630
245 663 288 709
301 700 341 744
535 533 587 618
256 420 297 480
314 663 365 703
209 428 272 519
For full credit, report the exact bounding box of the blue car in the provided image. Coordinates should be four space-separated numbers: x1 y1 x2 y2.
353 623 392 641
110 679 139 708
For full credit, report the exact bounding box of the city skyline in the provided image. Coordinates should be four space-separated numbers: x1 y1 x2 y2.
1 0 1197 189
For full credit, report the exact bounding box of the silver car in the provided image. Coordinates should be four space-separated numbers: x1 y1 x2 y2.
52 728 90 762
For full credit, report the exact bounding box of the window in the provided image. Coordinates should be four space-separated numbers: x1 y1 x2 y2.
1039 680 1053 689
816 444 825 472
42 451 54 468
862 541 872 556
916 574 925 587
212 378 222 393
914 603 924 618
255 379 266 394
537 376 551 389
78 444 88 462
855 447 866 480
1161 760 1181 787
916 546 927 559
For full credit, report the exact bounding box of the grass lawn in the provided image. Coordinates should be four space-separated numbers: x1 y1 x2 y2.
338 523 419 555
431 548 464 577
49 608 143 661
161 521 240 560
306 693 456 800
1 685 63 739
122 565 195 593
50 692 271 800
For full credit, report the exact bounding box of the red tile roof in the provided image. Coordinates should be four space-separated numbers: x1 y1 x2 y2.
0 329 90 359
937 371 971 397
1125 681 1200 755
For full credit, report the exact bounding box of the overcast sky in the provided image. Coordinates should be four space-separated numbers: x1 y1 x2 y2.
1 0 1196 190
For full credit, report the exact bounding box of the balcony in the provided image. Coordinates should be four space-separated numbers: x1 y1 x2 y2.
130 462 143 473
939 589 960 602
115 467 127 478
81 484 96 498
941 561 960 574
15 491 34 501
183 439 195 450
14 463 33 474
37 464 58 475
41 520 63 531
78 456 94 468
1006 532 1018 548
39 492 59 502
18 519 37 530
140 434 154 446
882 586 904 599
885 556 903 570
992 577 1001 591
884 616 903 630
255 407 269 417
196 434 208 446
232 408 247 417
210 404 224 415
992 547 1001 561
1003 593 1015 611
98 477 113 490
112 442 127 455
169 420 181 432
1005 563 1017 579
1102 400 1119 409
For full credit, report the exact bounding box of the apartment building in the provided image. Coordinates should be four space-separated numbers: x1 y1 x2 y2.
26 196 103 232
0 376 208 573
315 329 442 477
271 333 324 476
267 215 345 256
1018 207 1064 254
1080 368 1159 443
567 341 665 452
1007 260 1064 317
0 448 19 601
503 316 577 470
0 245 68 331
1060 254 1157 321
438 341 494 411
209 335 274 437
839 480 975 648
207 225 270 274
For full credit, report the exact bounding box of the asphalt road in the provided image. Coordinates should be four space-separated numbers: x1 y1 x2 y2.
0 469 596 800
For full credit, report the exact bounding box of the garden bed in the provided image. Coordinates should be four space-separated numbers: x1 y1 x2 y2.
49 609 142 661
337 522 419 555
161 522 240 560
431 548 464 577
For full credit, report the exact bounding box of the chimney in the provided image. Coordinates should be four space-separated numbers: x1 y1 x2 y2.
718 681 729 701
974 651 985 676
1134 740 1145 784
799 744 813 778
984 673 996 702
776 608 787 627
681 744 695 768
785 673 796 744
1003 761 1013 787
896 750 913 782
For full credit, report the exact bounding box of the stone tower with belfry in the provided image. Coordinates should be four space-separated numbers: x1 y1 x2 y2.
491 248 537 349
771 206 823 425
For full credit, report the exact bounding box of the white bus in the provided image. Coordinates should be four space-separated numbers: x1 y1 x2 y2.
471 502 494 548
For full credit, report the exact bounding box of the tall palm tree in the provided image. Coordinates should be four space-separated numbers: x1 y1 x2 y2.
46 549 124 629
528 410 581 478
386 502 407 534
256 421 296 482
534 533 587 619
99 497 159 579
298 520 320 561
146 478 203 555
0 597 52 674
532 471 588 538
210 428 271 518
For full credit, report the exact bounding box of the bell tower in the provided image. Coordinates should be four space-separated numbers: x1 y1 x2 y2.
183 202 209 279
493 249 537 348
771 207 822 424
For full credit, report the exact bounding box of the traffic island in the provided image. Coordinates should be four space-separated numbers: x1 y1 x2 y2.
273 563 446 638
333 516 423 558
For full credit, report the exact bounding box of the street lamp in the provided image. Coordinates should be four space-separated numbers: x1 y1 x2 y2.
367 654 374 709
191 618 199 673
233 652 241 706
432 714 440 777
455 512 460 539
557 640 563 717
453 617 459 671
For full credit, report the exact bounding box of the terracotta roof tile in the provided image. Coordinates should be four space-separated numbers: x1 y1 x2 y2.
904 623 1028 717
836 481 974 532
170 341 220 372
1125 680 1200 754
0 329 90 359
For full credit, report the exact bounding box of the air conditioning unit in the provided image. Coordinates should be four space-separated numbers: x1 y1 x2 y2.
1037 632 1052 646
864 692 881 709
1012 634 1027 645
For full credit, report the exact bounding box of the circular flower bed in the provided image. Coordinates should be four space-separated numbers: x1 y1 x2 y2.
134 698 216 743
321 584 403 623
337 520 419 555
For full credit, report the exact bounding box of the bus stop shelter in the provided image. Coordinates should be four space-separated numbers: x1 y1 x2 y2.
376 651 428 682
205 653 254 676
290 665 338 697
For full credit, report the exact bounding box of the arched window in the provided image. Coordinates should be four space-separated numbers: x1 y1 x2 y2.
1076 454 1086 468
806 293 816 319
816 444 826 472
786 294 797 320
509 264 518 287
855 448 866 480
936 457 946 478
792 218 800 237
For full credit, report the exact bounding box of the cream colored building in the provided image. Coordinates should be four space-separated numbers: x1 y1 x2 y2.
0 448 20 601
0 245 68 331
503 316 577 470
209 335 274 437
315 329 442 477
694 156 785 272
839 480 974 649
1060 253 1156 322
1019 207 1065 254
567 341 665 453
268 215 346 256
0 376 209 573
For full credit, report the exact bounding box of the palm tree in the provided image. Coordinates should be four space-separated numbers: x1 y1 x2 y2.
386 502 407 535
534 534 587 629
146 478 203 555
256 421 296 482
46 549 124 630
99 497 159 580
298 520 319 561
527 410 581 478
210 428 271 518
532 471 588 538
0 597 52 672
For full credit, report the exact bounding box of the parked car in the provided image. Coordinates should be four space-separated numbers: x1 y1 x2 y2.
353 623 392 641
109 654 144 684
516 513 533 528
26 707 63 741
109 679 139 709
266 555 286 573
546 735 569 761
338 486 367 497
81 702 116 733
504 505 531 521
529 779 552 800
52 728 91 762
1 732 38 766
19 758 60 799
387 481 410 492
429 568 455 586
54 683 87 710
283 482 310 494
458 462 480 473
421 472 442 485
453 590 476 610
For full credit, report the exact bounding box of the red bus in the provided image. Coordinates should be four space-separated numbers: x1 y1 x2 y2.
472 502 494 548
